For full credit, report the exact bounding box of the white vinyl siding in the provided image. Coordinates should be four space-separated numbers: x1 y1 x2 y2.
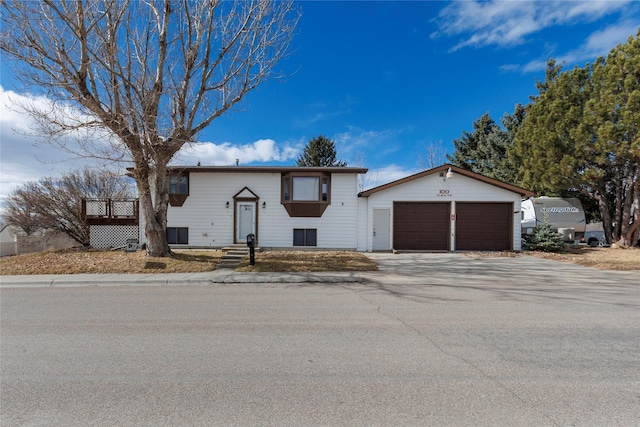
361 173 523 252
154 171 360 249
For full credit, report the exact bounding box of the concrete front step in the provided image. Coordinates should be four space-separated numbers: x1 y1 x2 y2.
217 245 258 269
225 251 248 256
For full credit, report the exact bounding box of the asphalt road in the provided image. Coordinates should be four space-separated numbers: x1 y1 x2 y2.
2 257 639 426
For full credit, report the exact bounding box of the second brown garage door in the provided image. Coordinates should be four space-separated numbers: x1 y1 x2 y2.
393 202 450 250
456 202 512 251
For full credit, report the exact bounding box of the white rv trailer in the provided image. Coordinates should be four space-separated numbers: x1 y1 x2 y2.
521 197 586 242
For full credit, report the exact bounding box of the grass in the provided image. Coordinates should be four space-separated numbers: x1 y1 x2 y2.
0 248 224 275
235 251 378 272
524 246 640 271
1 246 636 275
0 248 378 275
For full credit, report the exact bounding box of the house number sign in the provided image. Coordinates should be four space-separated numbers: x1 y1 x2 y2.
437 189 452 197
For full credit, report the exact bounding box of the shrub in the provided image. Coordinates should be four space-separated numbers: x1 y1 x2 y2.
524 222 566 252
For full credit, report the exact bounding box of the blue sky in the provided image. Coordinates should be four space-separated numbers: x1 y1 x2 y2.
1 0 639 201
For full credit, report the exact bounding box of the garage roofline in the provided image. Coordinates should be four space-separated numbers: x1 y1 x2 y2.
358 164 534 198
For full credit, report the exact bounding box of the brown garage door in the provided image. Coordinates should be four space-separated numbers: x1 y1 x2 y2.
393 202 450 250
456 202 512 251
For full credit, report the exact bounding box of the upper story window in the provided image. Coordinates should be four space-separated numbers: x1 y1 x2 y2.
282 176 329 202
168 173 189 207
281 172 330 217
169 175 188 195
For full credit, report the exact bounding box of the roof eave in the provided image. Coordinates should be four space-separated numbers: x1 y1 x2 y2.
358 164 533 197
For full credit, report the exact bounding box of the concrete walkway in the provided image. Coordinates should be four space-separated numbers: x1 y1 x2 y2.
1 252 638 288
0 270 364 288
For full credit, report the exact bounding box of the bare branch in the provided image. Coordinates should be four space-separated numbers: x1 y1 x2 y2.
1 0 299 256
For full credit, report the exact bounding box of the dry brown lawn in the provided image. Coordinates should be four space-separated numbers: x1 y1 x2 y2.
523 246 640 271
1 246 637 275
235 251 378 272
0 248 223 275
0 248 377 275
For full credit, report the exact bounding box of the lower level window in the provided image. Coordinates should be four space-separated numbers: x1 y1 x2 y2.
293 228 317 246
167 227 188 244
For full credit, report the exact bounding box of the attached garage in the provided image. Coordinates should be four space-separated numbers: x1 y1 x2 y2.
357 165 534 252
455 202 512 251
393 202 449 250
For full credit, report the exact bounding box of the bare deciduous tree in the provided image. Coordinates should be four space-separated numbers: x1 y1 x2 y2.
417 140 447 170
3 168 134 245
0 0 299 256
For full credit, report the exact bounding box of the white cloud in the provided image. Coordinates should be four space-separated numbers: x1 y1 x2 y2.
173 139 299 166
562 22 639 62
433 0 631 51
522 22 640 72
0 86 106 208
0 85 301 209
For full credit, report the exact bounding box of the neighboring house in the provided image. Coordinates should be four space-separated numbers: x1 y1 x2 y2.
0 223 77 257
139 166 368 250
357 164 534 252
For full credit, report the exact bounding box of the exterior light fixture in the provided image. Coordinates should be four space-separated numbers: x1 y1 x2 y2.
225 201 229 208
262 201 266 209
445 167 454 180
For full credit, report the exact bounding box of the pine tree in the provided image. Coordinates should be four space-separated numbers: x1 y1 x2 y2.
296 135 347 167
446 107 523 183
513 31 640 246
524 222 566 253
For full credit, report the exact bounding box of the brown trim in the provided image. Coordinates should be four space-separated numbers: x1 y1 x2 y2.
160 166 368 174
233 189 259 245
233 186 259 199
359 164 534 198
281 172 331 203
168 172 190 206
168 194 188 206
282 202 329 217
83 199 139 226
281 172 332 218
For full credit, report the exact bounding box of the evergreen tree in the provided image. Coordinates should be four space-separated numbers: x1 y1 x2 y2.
524 221 566 252
513 31 640 246
446 106 523 183
296 135 347 167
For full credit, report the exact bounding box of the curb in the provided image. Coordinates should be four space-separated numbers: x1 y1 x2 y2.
0 272 366 288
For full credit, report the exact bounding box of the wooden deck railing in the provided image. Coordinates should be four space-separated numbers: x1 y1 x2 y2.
82 199 139 225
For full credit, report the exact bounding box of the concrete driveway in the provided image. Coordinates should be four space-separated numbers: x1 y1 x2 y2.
363 251 638 285
360 252 639 307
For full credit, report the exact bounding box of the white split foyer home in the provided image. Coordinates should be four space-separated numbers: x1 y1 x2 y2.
131 164 534 252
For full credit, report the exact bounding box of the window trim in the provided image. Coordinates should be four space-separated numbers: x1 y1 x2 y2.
167 227 189 245
293 228 317 247
281 172 330 204
281 172 331 217
168 173 189 207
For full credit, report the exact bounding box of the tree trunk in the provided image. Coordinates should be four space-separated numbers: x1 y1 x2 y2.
597 195 614 245
135 164 172 258
619 168 640 247
140 190 172 257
